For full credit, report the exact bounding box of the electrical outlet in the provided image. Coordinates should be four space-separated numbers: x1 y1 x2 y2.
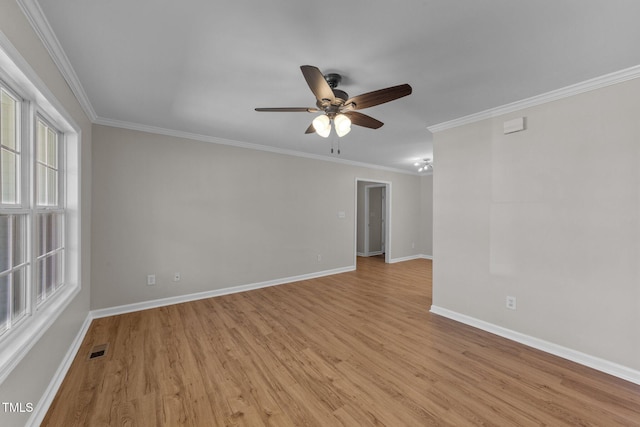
147 274 156 286
506 296 517 310
317 254 322 262
173 272 181 282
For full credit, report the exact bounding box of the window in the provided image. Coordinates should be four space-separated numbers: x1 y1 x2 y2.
0 71 74 348
0 31 80 386
1 85 67 336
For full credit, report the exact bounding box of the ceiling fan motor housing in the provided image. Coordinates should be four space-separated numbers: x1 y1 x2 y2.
332 89 349 103
318 73 350 109
316 88 350 113
324 73 342 88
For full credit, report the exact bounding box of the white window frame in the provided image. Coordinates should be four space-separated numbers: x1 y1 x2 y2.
0 32 81 385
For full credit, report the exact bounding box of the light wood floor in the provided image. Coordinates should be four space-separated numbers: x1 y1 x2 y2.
44 257 640 426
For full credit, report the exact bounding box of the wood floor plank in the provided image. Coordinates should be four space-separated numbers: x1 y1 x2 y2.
43 257 640 426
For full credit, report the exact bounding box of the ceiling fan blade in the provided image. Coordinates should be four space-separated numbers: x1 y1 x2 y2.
305 123 316 134
300 65 335 103
255 107 319 112
343 111 384 129
346 84 412 110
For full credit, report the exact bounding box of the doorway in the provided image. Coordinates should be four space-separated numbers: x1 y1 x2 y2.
355 179 391 265
366 185 385 256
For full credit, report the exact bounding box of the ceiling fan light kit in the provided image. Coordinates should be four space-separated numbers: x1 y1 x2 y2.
256 65 412 148
312 114 330 137
333 114 352 137
415 158 433 173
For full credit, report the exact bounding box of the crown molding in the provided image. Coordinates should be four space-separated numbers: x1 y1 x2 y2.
94 116 419 175
427 64 640 134
17 0 97 122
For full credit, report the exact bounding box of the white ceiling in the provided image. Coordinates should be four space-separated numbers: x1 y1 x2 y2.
34 0 640 173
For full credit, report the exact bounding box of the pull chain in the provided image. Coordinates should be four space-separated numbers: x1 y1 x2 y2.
329 131 341 155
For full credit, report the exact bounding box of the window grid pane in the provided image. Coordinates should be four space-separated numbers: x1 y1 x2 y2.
47 128 57 169
36 253 63 305
0 214 27 273
36 212 64 306
12 214 26 266
1 89 20 206
36 259 44 305
1 89 18 151
1 148 19 204
0 266 29 335
0 214 28 336
36 121 46 163
47 168 58 206
12 268 26 322
0 274 8 333
36 163 46 206
0 214 10 273
37 212 63 256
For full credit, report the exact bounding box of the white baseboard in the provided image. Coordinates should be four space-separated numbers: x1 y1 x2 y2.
92 265 355 319
389 254 421 263
357 253 431 262
356 252 384 257
389 254 432 263
27 313 93 427
429 305 640 385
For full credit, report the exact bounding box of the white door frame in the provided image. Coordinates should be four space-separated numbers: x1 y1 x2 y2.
355 178 391 264
364 184 386 256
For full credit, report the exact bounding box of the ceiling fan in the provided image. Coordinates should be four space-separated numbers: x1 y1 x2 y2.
255 65 412 138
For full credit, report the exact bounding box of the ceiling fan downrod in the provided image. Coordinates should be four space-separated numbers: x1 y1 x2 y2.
324 73 342 88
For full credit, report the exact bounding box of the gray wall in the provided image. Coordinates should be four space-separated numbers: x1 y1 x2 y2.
432 77 640 371
420 174 433 256
91 125 428 309
0 2 92 426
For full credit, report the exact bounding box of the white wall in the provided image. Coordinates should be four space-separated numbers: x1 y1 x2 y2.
432 77 640 372
420 174 433 257
91 125 425 309
0 2 92 426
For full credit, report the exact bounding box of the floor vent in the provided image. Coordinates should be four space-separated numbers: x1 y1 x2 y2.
89 343 108 360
